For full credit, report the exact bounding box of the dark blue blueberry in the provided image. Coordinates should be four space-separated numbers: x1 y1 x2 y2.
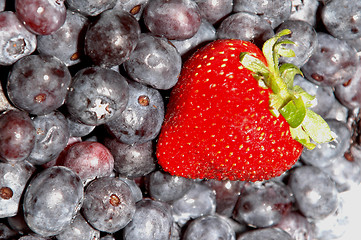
288 166 339 220
27 111 70 166
7 54 72 116
233 0 292 28
66 115 96 138
194 0 233 25
301 119 351 168
84 9 140 67
170 19 216 58
143 0 202 40
147 170 194 202
104 80 164 144
15 0 67 35
81 176 136 233
66 0 116 16
103 137 156 179
0 161 35 218
0 11 36 65
18 235 51 240
276 211 317 240
289 0 319 26
204 179 244 217
301 32 358 87
171 182 216 226
37 10 89 66
124 33 182 90
0 110 36 163
23 166 84 237
237 227 294 240
182 215 236 240
294 75 335 118
217 12 274 48
321 155 361 192
100 235 116 240
334 57 361 110
233 181 294 228
322 0 361 40
122 199 173 240
118 177 143 202
311 194 348 239
114 0 149 21
66 66 129 126
277 19 318 67
55 213 100 240
59 141 114 185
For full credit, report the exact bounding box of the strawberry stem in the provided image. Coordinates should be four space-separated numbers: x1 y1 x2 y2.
239 29 334 149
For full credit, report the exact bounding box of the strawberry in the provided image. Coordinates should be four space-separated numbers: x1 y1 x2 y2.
156 30 333 181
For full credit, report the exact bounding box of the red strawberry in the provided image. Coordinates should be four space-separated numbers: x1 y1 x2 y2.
156 30 332 181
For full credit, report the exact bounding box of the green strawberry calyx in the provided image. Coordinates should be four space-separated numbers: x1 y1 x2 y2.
239 29 334 150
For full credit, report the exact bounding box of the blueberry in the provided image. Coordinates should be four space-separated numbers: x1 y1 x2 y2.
124 33 182 90
84 9 140 67
321 0 361 40
81 176 136 233
293 75 335 118
66 66 129 126
66 0 116 17
15 0 67 35
0 11 36 66
147 170 194 202
18 234 50 240
194 0 233 25
66 115 96 138
0 110 36 163
0 161 35 218
233 0 292 28
237 227 294 240
100 235 116 240
143 0 202 40
27 111 70 166
182 215 236 240
103 138 156 179
301 119 351 168
204 179 244 217
312 196 348 239
23 166 84 237
37 10 89 66
321 155 361 192
288 166 339 220
301 32 358 87
289 0 319 26
104 80 164 144
113 0 149 21
58 141 114 184
122 199 173 240
171 182 216 226
276 211 317 240
217 12 274 48
334 57 361 110
170 19 216 58
55 213 100 240
7 54 72 116
233 181 294 228
276 19 318 68
118 177 143 202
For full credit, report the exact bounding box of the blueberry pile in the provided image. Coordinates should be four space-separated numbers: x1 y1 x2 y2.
1 0 361 239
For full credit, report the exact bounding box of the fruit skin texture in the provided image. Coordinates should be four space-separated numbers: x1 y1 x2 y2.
156 39 303 181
